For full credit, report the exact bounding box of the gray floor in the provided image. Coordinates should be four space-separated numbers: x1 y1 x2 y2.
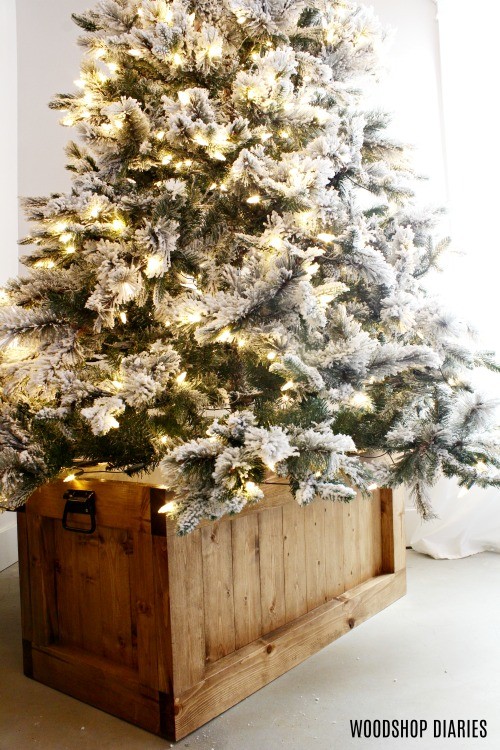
1 550 499 750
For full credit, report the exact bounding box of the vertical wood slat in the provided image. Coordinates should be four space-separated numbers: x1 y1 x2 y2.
371 491 383 577
26 514 58 647
282 501 307 623
201 522 235 663
357 497 373 583
166 530 205 694
258 507 286 633
16 512 33 644
98 528 135 668
131 530 159 693
152 536 174 695
380 487 406 574
342 495 361 592
76 535 103 657
304 502 327 611
324 501 345 599
231 515 262 649
54 530 82 648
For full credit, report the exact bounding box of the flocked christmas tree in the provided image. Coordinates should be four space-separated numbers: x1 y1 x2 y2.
1 0 500 533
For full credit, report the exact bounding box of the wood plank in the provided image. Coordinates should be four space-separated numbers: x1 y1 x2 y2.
31 644 162 737
98 528 135 668
16 512 33 643
282 501 307 622
173 570 406 741
258 506 286 633
53 529 83 648
75 534 103 656
357 495 373 583
231 514 262 649
342 495 361 592
304 501 327 610
324 500 345 599
132 530 159 693
201 522 235 663
371 490 383 577
26 515 58 647
27 479 153 533
166 530 206 694
152 536 174 695
380 487 406 574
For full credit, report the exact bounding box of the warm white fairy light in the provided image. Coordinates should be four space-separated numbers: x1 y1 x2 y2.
194 133 209 146
267 351 277 361
259 131 272 141
107 62 119 74
178 90 190 105
59 232 73 244
172 52 184 66
96 71 108 84
63 473 77 483
160 435 169 444
475 461 488 473
146 255 163 276
101 123 113 135
81 109 91 119
281 381 295 392
185 311 202 324
208 182 218 190
216 329 233 343
279 130 290 139
112 217 126 231
54 221 68 233
213 151 226 161
156 130 165 140
351 392 372 409
184 159 193 167
161 153 173 165
208 42 223 59
108 417 120 429
267 235 284 250
128 48 142 58
317 232 336 243
65 245 76 255
93 47 106 59
74 78 85 89
246 88 258 100
237 337 246 348
119 311 127 324
176 371 187 385
246 195 261 205
367 483 379 492
158 500 178 514
111 380 122 390
61 116 74 127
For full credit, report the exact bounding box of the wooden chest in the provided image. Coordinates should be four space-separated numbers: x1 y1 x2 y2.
16 478 405 741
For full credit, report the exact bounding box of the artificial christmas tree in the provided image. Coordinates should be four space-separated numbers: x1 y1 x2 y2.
2 0 500 738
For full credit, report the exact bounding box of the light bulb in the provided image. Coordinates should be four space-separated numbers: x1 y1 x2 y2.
65 245 76 255
367 483 378 492
63 473 76 483
161 153 172 164
279 130 290 139
128 49 142 57
108 417 120 429
146 255 163 275
267 351 277 361
184 159 193 167
186 312 202 324
351 392 372 409
208 42 222 58
216 329 232 343
475 461 488 473
107 62 119 73
60 233 73 244
172 52 184 66
119 311 127 324
156 130 165 140
160 435 169 444
317 233 335 243
93 47 106 59
237 337 246 347
176 371 187 384
281 381 294 392
61 116 74 127
112 218 126 231
158 501 178 514
178 90 190 106
259 131 272 141
111 380 122 390
213 151 226 161
74 78 85 89
246 195 261 204
208 182 218 190
101 123 113 134
194 133 209 146
246 88 258 100
96 71 108 83
267 235 283 250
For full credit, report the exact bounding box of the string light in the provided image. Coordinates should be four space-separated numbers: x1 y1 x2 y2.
101 123 113 135
259 131 272 141
185 311 202 324
146 255 163 276
367 483 379 492
161 153 173 164
111 380 122 389
216 329 233 343
108 417 120 429
351 392 372 409
208 42 223 59
213 151 226 161
267 351 277 361
184 159 193 167
96 71 108 83
119 311 127 324
237 337 246 348
160 435 169 444
107 62 119 74
158 500 178 514
74 78 85 89
54 221 68 233
93 47 106 59
65 245 76 255
281 381 295 392
128 48 142 57
63 474 77 483
279 130 290 139
246 195 261 204
60 232 73 244
194 133 209 146
246 88 258 100
111 217 126 232
156 130 165 141
178 90 190 106
208 182 218 190
267 235 284 250
317 232 335 243
176 371 187 385
172 52 184 66
61 116 74 127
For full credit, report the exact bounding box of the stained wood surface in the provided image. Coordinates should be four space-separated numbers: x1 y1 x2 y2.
19 479 405 742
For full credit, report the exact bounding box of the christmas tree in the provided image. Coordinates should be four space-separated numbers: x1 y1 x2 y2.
1 0 499 533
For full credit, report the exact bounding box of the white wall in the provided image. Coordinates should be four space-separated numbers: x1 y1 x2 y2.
0 0 20 569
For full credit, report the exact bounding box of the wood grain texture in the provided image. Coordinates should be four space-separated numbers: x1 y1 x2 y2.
282 501 307 622
304 501 327 610
231 514 262 649
131 530 159 694
26 515 58 647
166 530 205 694
324 500 345 599
16 512 33 644
258 507 286 633
201 522 236 663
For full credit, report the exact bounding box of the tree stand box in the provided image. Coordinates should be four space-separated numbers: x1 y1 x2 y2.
16 478 406 741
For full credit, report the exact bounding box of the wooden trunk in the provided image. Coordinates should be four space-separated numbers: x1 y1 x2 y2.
17 478 405 741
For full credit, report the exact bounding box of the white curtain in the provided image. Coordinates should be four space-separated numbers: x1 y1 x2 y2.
410 0 500 558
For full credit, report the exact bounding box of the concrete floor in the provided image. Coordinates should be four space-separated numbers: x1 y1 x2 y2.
1 550 499 750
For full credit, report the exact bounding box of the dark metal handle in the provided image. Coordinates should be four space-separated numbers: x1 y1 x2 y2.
62 490 96 534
